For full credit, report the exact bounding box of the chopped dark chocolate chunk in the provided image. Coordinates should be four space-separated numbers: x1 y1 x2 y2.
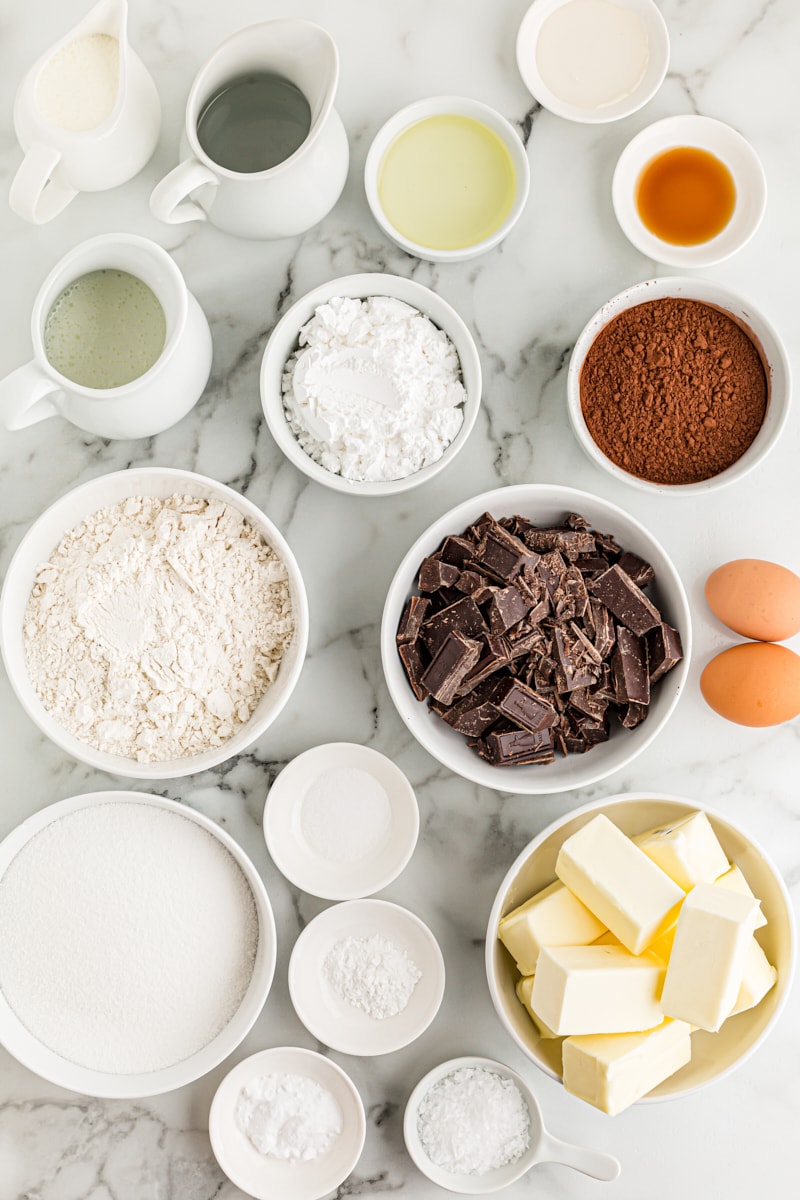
440 678 502 736
474 519 535 582
536 550 567 598
617 550 656 589
492 677 557 732
553 565 590 622
487 585 531 634
646 623 684 684
522 527 597 560
398 641 429 701
438 536 475 568
590 599 616 659
575 555 612 579
418 557 461 592
420 630 481 705
454 569 483 595
553 625 599 692
611 627 650 705
620 701 648 729
396 595 430 645
420 596 488 654
456 634 511 694
476 723 555 765
589 564 661 636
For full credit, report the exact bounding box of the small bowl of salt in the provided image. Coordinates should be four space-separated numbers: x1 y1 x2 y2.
404 1055 620 1193
263 742 419 900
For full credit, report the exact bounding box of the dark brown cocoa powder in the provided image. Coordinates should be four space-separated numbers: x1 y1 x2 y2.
579 298 768 485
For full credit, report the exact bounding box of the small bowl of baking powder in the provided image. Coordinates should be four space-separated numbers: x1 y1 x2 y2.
260 273 482 496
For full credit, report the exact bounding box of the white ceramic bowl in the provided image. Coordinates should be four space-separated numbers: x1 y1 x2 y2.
380 484 691 795
516 0 669 124
486 792 796 1104
260 273 482 496
0 790 277 1099
364 96 530 263
264 742 419 900
567 277 791 495
288 898 445 1056
0 467 309 778
612 115 767 268
209 1046 366 1200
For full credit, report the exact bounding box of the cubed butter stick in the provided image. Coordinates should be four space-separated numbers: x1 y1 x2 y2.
530 944 665 1036
715 863 768 929
634 811 729 891
516 975 559 1038
661 883 760 1032
555 814 684 954
498 880 607 976
562 1019 692 1116
730 938 777 1016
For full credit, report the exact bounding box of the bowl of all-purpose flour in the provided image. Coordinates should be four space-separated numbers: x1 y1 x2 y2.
260 274 482 495
0 468 308 778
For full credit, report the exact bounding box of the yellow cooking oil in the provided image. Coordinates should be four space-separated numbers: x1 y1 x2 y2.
378 114 517 251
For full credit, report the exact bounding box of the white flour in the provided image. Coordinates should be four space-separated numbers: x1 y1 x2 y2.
235 1072 342 1160
282 295 466 482
324 932 422 1018
23 494 294 762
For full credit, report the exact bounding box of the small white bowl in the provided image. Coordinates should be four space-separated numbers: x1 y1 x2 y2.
260 273 482 496
364 96 530 263
612 115 767 268
486 793 796 1105
209 1046 366 1200
0 790 276 1099
516 0 669 124
404 1055 619 1192
264 742 419 901
288 899 445 1056
0 467 309 779
567 276 791 494
380 484 691 795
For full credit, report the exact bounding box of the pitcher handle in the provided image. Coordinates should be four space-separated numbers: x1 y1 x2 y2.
150 157 219 225
537 1131 621 1182
0 361 64 431
9 142 79 225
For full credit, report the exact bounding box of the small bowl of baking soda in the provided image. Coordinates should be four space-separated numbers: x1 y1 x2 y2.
260 273 482 496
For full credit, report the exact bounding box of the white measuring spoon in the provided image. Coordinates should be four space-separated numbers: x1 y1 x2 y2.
404 1054 620 1193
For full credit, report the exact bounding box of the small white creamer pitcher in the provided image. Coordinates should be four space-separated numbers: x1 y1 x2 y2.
10 0 161 225
0 234 213 440
150 19 349 239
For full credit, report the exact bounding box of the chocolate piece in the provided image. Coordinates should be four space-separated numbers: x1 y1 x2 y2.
611 627 650 705
398 642 429 700
456 634 511 694
418 557 460 592
553 626 599 692
537 550 567 599
646 623 684 684
590 599 616 659
553 565 589 622
474 520 534 582
477 724 555 766
589 564 661 636
454 569 483 595
617 550 656 589
440 679 501 736
575 555 611 579
420 596 488 654
568 685 609 723
487 585 531 634
492 677 557 732
594 530 623 561
522 528 597 560
396 595 430 645
420 630 481 705
621 701 648 729
439 536 474 568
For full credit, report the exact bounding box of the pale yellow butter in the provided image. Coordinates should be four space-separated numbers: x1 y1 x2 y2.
498 879 607 975
530 943 664 1036
515 974 560 1038
715 863 767 929
730 938 777 1016
661 883 760 1031
562 1019 692 1115
555 814 684 954
634 811 729 892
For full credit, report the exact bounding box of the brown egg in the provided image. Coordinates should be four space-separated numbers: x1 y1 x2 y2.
705 559 800 642
700 643 800 726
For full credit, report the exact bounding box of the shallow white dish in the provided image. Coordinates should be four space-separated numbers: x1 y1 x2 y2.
0 790 276 1099
612 115 767 268
364 96 530 263
264 742 419 900
380 483 690 795
404 1054 619 1193
288 898 445 1056
0 467 309 779
516 0 669 124
567 276 791 495
260 272 482 496
209 1046 366 1200
486 793 796 1104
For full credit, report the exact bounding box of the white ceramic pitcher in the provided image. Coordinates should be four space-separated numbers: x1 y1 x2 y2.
9 0 161 225
150 20 349 239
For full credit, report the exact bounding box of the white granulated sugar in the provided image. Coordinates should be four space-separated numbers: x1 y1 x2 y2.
417 1066 531 1176
282 295 466 482
0 801 259 1075
236 1072 342 1161
324 933 422 1019
23 494 294 763
301 766 392 864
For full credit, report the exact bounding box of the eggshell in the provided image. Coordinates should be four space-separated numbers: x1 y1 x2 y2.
700 642 800 727
705 559 800 642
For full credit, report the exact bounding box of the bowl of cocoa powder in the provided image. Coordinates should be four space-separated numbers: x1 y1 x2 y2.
567 277 790 493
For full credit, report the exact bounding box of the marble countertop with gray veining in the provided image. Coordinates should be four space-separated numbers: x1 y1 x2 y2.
0 1 798 1196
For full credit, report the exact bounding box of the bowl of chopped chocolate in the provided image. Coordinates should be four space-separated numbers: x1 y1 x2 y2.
567 277 791 494
381 485 690 793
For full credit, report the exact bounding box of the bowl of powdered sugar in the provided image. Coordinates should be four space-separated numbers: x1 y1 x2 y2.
260 273 482 495
0 467 308 777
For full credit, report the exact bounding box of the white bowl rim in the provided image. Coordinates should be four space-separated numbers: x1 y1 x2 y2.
485 790 797 1103
363 95 531 262
0 789 277 1098
260 271 482 496
0 467 309 779
566 275 792 495
380 482 691 794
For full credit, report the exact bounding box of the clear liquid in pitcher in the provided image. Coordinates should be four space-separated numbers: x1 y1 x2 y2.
196 71 312 174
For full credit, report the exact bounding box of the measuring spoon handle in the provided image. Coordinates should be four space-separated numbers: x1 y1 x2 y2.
538 1131 621 1181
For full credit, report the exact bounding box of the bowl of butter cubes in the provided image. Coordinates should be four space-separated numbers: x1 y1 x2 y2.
486 792 795 1114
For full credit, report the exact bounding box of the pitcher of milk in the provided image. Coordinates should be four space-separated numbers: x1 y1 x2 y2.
150 20 349 239
9 0 161 224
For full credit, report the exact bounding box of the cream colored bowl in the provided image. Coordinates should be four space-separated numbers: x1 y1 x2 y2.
486 793 795 1103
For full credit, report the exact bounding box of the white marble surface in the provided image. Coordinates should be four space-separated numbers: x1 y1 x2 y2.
0 0 798 1196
